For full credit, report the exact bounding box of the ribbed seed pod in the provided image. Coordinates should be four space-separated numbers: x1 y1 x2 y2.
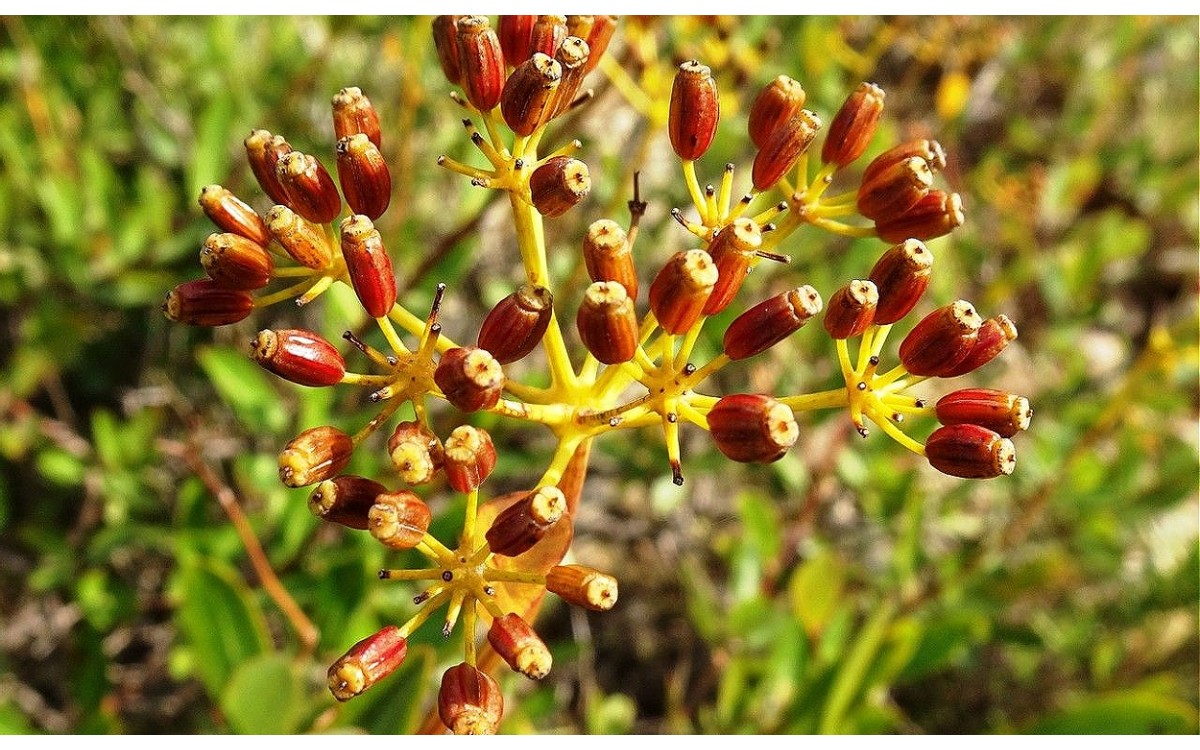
200 232 274 290
439 663 503 735
529 156 590 217
822 82 886 167
435 347 505 413
340 215 397 318
577 281 638 365
752 109 821 191
162 280 253 326
477 284 554 364
856 156 933 222
702 218 763 315
499 15 536 65
198 185 270 246
244 129 293 206
331 86 382 148
336 134 391 220
488 613 552 680
546 565 618 611
251 328 345 387
723 285 823 360
308 475 387 529
925 424 1016 479
549 36 590 119
875 190 964 244
898 300 983 377
583 15 618 74
278 426 354 488
387 421 444 486
649 249 718 334
276 151 341 225
823 280 878 339
582 219 637 301
862 139 947 185
940 315 1018 377
368 490 432 549
708 394 799 463
266 205 332 269
432 15 464 85
668 61 719 161
748 75 806 149
936 388 1032 438
501 54 562 137
868 239 933 325
443 426 497 494
327 626 408 702
456 16 505 112
485 486 566 557
529 14 567 57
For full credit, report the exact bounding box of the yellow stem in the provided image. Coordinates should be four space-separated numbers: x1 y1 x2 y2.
682 160 708 225
397 590 451 639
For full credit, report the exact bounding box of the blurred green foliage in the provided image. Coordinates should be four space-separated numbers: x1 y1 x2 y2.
1 16 1196 734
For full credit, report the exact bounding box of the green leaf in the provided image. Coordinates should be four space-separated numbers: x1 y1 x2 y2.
0 702 34 734
220 654 303 734
789 548 846 638
1027 691 1198 734
586 692 638 735
197 345 288 435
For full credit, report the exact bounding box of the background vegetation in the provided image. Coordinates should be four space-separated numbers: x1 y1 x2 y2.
0 16 1196 734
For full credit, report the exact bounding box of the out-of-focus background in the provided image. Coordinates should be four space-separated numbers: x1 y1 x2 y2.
0 16 1196 734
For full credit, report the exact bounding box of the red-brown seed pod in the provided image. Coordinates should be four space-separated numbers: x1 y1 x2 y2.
387 421 445 486
582 219 638 301
707 393 799 463
266 205 333 270
250 328 346 387
499 15 536 65
501 54 562 137
925 423 1016 479
443 425 497 494
856 156 933 222
862 139 947 185
485 486 566 557
477 284 554 364
723 285 823 360
822 82 886 167
200 232 274 290
529 156 590 218
278 426 354 488
702 218 763 315
668 61 719 162
869 239 933 325
244 129 293 206
435 347 505 413
162 279 253 327
198 185 270 247
577 281 638 365
439 663 503 735
823 280 879 339
488 613 552 680
331 86 382 149
308 475 388 529
898 300 983 377
940 315 1019 377
529 14 567 57
546 564 618 611
336 134 392 221
649 249 718 334
432 15 464 85
549 36 590 119
752 109 821 191
368 490 432 550
456 16 505 112
583 15 618 74
276 151 342 225
748 75 806 149
340 215 397 319
875 190 965 244
327 626 408 702
936 388 1032 438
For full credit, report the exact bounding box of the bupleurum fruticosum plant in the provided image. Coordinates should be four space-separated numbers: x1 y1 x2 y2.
163 15 1033 734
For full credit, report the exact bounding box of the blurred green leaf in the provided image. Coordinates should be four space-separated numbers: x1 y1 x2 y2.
1027 691 1198 734
197 345 288 435
220 654 303 734
790 548 846 638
